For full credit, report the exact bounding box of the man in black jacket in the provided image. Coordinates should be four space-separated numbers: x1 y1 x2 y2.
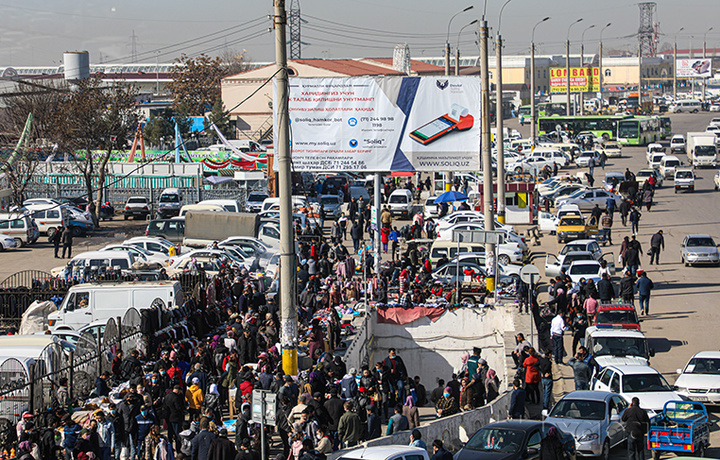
621 397 650 460
620 271 635 305
163 385 186 452
117 392 140 460
597 273 615 304
382 348 408 404
120 350 143 382
237 328 257 365
324 387 344 449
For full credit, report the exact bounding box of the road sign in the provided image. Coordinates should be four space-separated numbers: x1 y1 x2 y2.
251 390 277 426
453 229 505 244
519 264 541 284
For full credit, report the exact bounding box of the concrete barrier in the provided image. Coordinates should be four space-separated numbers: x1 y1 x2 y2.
328 391 511 460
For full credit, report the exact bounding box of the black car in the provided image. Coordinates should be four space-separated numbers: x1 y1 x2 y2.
454 420 576 460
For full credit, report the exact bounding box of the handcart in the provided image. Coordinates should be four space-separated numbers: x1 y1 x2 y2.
648 400 710 459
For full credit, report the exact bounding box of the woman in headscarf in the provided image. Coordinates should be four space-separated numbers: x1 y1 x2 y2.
485 368 500 402
435 386 458 418
403 395 420 428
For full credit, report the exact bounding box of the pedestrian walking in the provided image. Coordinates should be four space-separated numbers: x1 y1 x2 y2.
619 199 630 226
643 188 654 212
600 211 613 245
624 243 640 277
620 270 635 306
61 225 73 258
550 312 566 364
588 157 595 177
51 226 62 258
636 271 655 315
649 230 664 264
508 379 526 420
599 151 607 169
523 348 541 405
536 350 553 411
621 397 651 460
629 207 641 236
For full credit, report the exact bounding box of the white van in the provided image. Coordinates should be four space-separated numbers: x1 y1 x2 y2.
260 196 309 213
157 188 183 218
47 280 183 331
669 100 702 113
660 155 682 179
258 222 281 249
24 204 70 235
51 250 136 277
387 189 414 216
531 147 570 167
429 239 487 264
198 199 243 213
179 203 227 217
0 213 39 246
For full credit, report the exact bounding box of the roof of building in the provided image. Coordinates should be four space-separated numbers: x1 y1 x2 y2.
361 58 444 74
291 58 404 76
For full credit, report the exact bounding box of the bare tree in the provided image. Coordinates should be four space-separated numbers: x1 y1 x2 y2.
4 149 42 208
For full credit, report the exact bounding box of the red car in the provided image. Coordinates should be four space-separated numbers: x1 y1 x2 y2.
595 304 640 330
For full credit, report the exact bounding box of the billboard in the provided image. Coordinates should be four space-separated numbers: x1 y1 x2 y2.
273 76 481 172
676 58 712 78
550 67 600 93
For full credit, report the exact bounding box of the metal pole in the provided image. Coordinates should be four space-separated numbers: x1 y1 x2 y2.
529 274 535 346
374 172 381 274
445 41 451 76
638 46 642 112
580 41 584 116
444 42 453 192
673 41 678 100
566 39 571 116
496 33 506 225
531 42 536 140
599 41 604 108
456 238 460 303
455 48 460 76
274 0 298 376
480 19 495 293
260 396 266 460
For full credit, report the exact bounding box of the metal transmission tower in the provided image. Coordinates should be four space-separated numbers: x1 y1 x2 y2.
393 44 411 75
638 2 657 57
288 0 302 59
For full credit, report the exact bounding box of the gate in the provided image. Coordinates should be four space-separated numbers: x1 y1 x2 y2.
121 308 144 355
0 358 29 423
73 331 99 398
0 270 65 328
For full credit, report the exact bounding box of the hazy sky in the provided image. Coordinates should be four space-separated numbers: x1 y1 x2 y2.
0 0 717 67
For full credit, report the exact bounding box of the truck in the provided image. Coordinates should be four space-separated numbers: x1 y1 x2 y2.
183 211 260 248
686 132 718 167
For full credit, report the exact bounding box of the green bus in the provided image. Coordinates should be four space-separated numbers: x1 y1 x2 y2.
657 116 671 139
538 115 630 140
617 116 661 146
519 102 566 118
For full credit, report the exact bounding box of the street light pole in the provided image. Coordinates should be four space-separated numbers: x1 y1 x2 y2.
496 0 513 225
445 5 474 191
579 24 595 116
531 17 550 142
567 19 583 116
456 20 478 76
599 23 611 112
674 28 684 100
703 27 713 102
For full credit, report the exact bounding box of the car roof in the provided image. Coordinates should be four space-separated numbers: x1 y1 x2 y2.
339 445 427 459
598 303 636 311
559 390 613 401
690 351 720 359
602 365 660 375
480 420 548 431
587 326 645 338
686 234 713 239
569 260 600 265
567 239 596 245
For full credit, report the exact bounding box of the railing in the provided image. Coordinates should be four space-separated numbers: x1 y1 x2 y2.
342 309 373 371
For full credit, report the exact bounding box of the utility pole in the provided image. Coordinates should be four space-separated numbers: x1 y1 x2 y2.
673 41 677 100
374 173 381 274
480 18 495 293
530 17 549 142
496 33 506 224
444 42 452 191
566 39 571 116
273 0 298 376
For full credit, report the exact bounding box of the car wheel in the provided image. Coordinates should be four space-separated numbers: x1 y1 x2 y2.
47 227 56 237
599 439 610 460
461 296 477 304
14 238 23 248
557 236 563 243
124 215 129 220
698 444 706 457
499 254 511 265
651 451 661 460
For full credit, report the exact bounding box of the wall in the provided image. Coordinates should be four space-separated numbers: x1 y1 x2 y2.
369 306 514 391
328 391 511 460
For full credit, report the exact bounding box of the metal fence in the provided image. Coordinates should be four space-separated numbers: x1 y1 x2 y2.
0 271 64 330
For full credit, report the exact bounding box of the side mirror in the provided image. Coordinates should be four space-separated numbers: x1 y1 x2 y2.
611 414 622 422
676 368 683 374
526 447 539 457
649 348 656 357
541 409 549 418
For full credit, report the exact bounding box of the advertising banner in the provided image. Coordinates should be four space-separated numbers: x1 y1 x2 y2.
273 76 480 172
676 59 712 78
549 67 600 93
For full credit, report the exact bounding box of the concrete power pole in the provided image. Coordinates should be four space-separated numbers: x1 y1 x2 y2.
480 19 495 292
273 0 298 376
496 34 506 225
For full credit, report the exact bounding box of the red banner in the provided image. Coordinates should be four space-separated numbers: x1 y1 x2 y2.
377 306 447 325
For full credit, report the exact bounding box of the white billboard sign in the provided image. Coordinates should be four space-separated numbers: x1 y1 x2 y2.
274 76 481 172
676 58 712 78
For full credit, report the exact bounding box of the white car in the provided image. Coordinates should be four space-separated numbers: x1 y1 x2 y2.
710 104 720 112
171 248 246 267
123 236 179 257
545 251 597 278
636 169 664 188
556 189 621 211
100 244 169 265
645 143 666 162
424 196 440 219
574 150 601 167
506 156 554 175
0 233 18 251
436 211 514 232
715 171 720 191
566 259 603 284
591 365 683 413
602 142 622 158
648 152 666 170
674 351 720 404
585 326 654 368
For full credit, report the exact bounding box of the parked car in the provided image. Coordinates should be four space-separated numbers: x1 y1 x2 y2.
595 304 640 330
0 233 18 251
454 420 576 460
335 446 429 460
590 365 682 412
123 196 151 220
245 192 269 213
544 391 628 460
556 189 621 211
318 194 343 219
123 236 179 257
674 351 720 403
99 244 169 265
680 234 720 266
636 169 664 188
545 251 598 279
566 260 603 284
145 218 185 244
432 261 513 286
602 142 622 158
574 150 601 168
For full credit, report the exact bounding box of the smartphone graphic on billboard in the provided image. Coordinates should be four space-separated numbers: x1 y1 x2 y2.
408 104 474 145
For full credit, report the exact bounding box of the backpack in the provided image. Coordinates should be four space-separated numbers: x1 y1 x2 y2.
179 430 194 456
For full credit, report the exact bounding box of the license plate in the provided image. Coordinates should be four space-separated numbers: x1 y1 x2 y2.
694 396 708 401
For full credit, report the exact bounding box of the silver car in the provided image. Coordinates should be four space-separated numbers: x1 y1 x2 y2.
318 194 343 219
681 234 720 266
544 391 628 460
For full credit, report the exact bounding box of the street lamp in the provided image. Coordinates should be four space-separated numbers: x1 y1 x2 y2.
456 19 478 76
495 0 513 224
599 23 611 109
579 24 595 115
446 5 474 76
703 27 713 102
566 18 583 116
531 16 550 141
674 27 684 99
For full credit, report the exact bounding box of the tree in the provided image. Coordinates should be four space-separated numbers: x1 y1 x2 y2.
220 48 252 77
166 54 225 116
53 77 139 226
144 108 191 149
205 99 233 140
4 148 41 208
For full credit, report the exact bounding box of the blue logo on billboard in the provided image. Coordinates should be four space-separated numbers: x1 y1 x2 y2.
349 139 358 148
348 117 358 126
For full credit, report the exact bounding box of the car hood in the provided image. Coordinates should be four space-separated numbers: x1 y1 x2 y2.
455 448 520 460
675 373 720 389
621 391 682 411
545 417 603 441
595 355 649 367
558 224 587 232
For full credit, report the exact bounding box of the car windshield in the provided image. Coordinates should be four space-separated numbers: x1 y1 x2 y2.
687 237 716 247
389 195 407 203
618 121 639 138
569 264 600 275
676 171 693 179
248 193 268 201
320 197 340 205
665 160 680 167
566 189 585 199
465 428 525 453
550 399 606 420
159 194 179 203
684 358 720 374
597 310 638 325
591 337 647 357
561 217 583 226
128 198 147 204
560 244 589 255
622 374 672 393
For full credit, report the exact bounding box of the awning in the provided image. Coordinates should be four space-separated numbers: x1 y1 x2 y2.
204 175 233 185
390 171 415 177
